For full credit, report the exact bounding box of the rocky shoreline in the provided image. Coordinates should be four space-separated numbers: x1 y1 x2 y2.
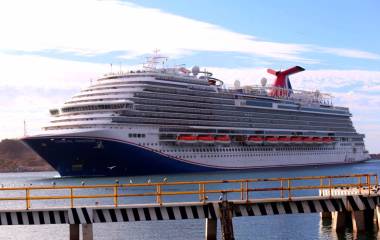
0 139 53 172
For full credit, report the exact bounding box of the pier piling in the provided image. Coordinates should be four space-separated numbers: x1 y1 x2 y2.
332 211 348 230
205 218 217 240
220 200 235 240
69 224 80 240
82 224 94 240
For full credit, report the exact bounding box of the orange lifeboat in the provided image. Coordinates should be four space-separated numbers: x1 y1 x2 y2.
215 135 231 144
322 137 334 144
278 136 291 144
176 135 197 144
313 137 323 144
266 136 279 144
303 136 313 144
247 136 264 144
291 136 303 144
198 135 215 144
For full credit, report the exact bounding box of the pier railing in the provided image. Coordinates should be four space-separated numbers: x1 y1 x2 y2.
0 173 377 210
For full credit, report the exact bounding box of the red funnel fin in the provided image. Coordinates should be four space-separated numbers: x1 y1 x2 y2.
267 68 278 76
268 66 305 97
281 66 305 76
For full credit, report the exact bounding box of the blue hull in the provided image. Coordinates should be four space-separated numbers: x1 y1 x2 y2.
22 137 216 177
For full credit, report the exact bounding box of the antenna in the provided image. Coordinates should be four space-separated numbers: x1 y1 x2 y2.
23 120 27 137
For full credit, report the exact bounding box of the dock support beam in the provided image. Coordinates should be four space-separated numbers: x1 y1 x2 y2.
351 211 366 232
351 209 374 232
376 206 380 230
332 211 348 231
220 200 235 240
82 224 94 240
205 218 217 240
69 224 93 240
69 224 80 240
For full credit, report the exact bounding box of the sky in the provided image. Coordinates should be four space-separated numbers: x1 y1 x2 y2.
0 0 379 152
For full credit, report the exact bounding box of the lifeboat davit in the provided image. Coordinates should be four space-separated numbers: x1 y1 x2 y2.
215 135 231 144
290 136 303 144
303 137 314 144
176 135 197 144
246 136 264 144
266 136 279 144
278 136 291 144
198 135 215 144
313 137 323 144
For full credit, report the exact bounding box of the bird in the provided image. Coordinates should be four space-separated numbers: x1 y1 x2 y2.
219 194 223 201
107 165 116 170
129 178 133 184
163 177 168 183
52 181 56 187
147 178 151 184
81 181 85 186
115 179 119 185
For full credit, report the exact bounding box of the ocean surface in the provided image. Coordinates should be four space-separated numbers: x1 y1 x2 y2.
0 160 380 240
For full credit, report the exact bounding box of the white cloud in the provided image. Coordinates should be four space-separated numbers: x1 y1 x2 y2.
0 0 378 63
0 53 106 90
317 47 380 60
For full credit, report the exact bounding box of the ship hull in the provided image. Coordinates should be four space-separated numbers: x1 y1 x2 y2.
22 136 214 177
22 135 369 177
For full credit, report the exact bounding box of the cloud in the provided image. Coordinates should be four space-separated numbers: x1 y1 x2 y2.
0 0 379 63
317 47 380 60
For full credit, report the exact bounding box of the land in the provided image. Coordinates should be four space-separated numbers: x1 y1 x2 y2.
0 139 53 172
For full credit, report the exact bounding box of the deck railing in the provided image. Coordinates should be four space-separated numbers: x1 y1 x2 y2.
0 173 377 210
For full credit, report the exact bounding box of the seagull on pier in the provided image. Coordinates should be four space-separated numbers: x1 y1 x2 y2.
115 179 119 185
163 177 168 183
81 181 85 186
129 178 133 184
147 178 151 184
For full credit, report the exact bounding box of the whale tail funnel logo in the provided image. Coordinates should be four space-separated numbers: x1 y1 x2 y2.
267 66 305 97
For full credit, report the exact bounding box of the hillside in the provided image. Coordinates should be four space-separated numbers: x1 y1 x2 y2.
0 139 53 172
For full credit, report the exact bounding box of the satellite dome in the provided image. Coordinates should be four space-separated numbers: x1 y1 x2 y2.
192 66 200 76
260 77 267 87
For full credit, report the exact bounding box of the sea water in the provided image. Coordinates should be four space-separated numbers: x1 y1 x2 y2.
0 160 379 240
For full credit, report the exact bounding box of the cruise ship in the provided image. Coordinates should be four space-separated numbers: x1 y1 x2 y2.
22 53 370 177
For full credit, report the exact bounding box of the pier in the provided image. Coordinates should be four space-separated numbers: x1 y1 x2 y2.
0 173 378 239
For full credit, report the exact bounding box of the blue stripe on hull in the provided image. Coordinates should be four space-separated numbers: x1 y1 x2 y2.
22 137 215 177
